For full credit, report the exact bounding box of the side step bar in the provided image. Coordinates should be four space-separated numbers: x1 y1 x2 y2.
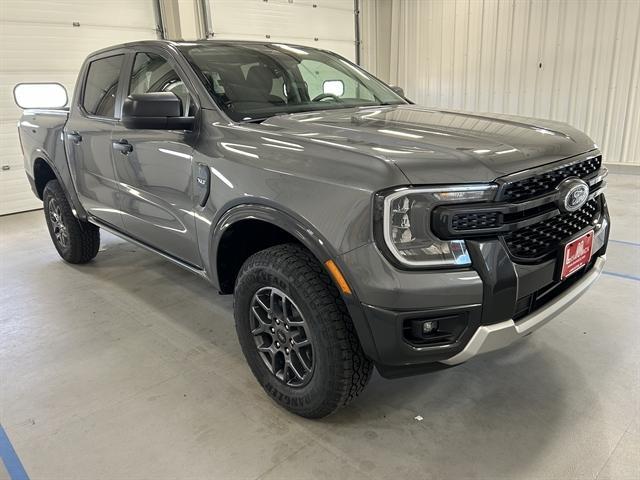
88 216 209 279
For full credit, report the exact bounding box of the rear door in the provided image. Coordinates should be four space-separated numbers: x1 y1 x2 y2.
65 51 127 229
111 48 201 266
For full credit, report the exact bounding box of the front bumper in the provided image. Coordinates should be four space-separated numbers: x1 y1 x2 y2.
441 255 605 365
340 207 609 378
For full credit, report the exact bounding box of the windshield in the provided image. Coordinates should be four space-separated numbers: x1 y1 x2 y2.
178 43 407 122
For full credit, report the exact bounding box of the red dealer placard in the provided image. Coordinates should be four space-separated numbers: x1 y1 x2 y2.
560 230 594 280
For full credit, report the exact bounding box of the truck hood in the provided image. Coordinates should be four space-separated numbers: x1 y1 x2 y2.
263 105 598 184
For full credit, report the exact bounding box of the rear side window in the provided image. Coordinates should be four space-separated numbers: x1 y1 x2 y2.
83 54 124 118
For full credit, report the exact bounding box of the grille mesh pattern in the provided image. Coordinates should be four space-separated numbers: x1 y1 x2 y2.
451 211 501 231
501 156 602 202
503 198 600 260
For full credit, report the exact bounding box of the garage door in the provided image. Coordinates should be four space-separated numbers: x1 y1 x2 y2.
0 0 158 215
208 0 357 62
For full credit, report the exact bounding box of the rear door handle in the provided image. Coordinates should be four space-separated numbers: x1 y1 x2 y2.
112 139 133 155
67 131 82 144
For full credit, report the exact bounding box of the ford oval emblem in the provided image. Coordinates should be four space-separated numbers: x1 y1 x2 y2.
557 178 589 213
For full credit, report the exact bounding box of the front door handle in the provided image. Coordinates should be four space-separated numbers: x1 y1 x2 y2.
112 139 133 155
67 131 82 144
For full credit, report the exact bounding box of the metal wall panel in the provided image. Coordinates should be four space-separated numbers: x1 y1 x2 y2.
361 0 640 165
208 0 357 61
0 0 158 215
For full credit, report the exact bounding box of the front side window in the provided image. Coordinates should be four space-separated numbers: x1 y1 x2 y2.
129 52 193 116
179 44 406 122
83 54 124 117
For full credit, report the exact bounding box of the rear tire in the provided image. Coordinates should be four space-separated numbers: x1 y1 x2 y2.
43 179 100 264
234 243 373 418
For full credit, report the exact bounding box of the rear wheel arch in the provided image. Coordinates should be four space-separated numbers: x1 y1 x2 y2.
31 155 87 219
33 157 58 199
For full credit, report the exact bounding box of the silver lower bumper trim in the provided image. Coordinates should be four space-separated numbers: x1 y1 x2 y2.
441 255 606 366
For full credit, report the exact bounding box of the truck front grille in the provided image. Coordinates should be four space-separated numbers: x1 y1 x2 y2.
502 198 601 261
431 153 607 264
500 155 602 203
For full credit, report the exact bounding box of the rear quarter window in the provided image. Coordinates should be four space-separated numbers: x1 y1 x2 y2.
83 54 124 118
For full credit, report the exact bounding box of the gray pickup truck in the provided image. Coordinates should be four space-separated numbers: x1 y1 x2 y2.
16 40 609 418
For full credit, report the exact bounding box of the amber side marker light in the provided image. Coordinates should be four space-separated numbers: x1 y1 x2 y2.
324 259 352 295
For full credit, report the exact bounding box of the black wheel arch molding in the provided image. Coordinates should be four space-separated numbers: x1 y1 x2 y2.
29 152 88 220
208 200 342 285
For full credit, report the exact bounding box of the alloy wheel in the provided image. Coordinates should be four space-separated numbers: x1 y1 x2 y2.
250 287 314 387
48 197 69 249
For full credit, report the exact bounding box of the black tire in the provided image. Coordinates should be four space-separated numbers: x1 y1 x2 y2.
234 243 373 418
43 179 100 264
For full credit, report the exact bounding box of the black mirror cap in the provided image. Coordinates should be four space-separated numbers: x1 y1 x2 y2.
122 115 195 130
122 92 194 130
390 85 405 98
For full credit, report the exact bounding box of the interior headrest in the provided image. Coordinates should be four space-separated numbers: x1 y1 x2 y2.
245 65 278 95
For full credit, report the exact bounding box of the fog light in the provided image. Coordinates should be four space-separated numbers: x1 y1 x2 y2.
405 313 469 346
422 321 438 334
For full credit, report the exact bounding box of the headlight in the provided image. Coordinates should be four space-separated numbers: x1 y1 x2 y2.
374 185 497 268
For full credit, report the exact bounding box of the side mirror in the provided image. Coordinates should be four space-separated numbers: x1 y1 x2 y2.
14 83 68 109
323 79 344 96
390 85 405 98
122 92 194 130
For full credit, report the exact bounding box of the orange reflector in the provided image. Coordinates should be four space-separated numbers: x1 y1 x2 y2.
324 259 352 295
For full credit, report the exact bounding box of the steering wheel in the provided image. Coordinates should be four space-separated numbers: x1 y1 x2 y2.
312 93 342 102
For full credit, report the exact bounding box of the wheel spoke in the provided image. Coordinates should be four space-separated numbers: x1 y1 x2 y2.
283 297 294 324
256 344 278 375
255 296 270 314
293 338 310 349
257 344 276 359
250 307 271 335
286 358 305 381
274 359 285 381
291 348 312 372
269 289 279 315
287 308 305 326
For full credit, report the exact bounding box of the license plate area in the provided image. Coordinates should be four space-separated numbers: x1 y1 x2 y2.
558 229 594 280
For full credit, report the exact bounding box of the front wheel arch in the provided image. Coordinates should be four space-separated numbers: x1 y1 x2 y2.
210 204 336 294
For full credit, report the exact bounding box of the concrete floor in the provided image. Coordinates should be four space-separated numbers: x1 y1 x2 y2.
0 173 638 480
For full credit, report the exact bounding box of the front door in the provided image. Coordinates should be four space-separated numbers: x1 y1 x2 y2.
66 52 126 229
112 50 201 267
